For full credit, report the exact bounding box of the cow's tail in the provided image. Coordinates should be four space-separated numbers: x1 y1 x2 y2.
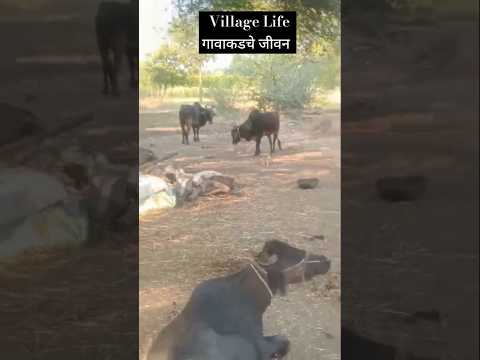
274 112 282 150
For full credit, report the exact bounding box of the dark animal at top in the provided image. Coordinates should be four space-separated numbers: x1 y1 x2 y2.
95 0 138 96
179 103 215 144
147 263 290 360
256 240 331 284
231 109 282 156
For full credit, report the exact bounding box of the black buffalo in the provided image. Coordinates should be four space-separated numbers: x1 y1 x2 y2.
95 0 138 96
231 109 282 156
256 240 331 284
179 103 215 144
147 263 289 360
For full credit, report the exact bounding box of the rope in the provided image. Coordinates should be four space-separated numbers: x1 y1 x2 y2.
249 263 273 299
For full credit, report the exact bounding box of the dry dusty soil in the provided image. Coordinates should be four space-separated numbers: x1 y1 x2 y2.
139 105 341 360
1 3 140 358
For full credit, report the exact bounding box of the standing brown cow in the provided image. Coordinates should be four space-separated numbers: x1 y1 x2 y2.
231 109 282 156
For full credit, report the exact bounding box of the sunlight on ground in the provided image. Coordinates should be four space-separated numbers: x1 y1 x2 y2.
277 151 326 161
140 96 214 112
140 88 340 112
311 87 340 109
144 127 180 132
326 87 341 105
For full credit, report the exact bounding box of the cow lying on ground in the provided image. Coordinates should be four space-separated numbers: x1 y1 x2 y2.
231 109 282 156
95 0 138 96
179 103 215 144
256 240 331 284
147 263 289 360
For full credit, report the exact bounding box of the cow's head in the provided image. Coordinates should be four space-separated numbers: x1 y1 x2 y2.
256 240 299 266
231 125 241 145
256 240 331 284
203 105 215 124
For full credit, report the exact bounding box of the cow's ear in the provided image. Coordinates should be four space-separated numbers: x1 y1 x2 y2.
267 269 287 296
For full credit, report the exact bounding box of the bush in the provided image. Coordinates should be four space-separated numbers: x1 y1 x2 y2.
205 74 244 113
229 54 339 110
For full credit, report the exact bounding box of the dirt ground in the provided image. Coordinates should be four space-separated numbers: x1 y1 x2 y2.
339 18 477 360
0 66 140 359
139 104 341 359
1 3 140 357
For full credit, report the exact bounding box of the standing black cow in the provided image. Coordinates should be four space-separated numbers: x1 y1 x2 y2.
95 0 138 96
147 263 290 360
179 103 215 144
231 109 282 156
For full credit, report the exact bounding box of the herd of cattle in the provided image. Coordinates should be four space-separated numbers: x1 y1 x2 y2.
179 102 282 156
147 240 331 360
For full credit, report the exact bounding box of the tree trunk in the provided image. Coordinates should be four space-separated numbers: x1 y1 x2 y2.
198 66 203 103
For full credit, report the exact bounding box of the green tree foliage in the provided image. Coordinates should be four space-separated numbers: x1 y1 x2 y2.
168 15 215 101
203 73 244 112
174 0 340 56
227 54 338 110
141 45 190 94
168 0 340 110
141 0 340 109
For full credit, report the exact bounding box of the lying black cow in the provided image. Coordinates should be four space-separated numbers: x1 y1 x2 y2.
231 109 282 156
179 103 215 144
147 263 289 360
95 0 138 96
256 240 331 284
